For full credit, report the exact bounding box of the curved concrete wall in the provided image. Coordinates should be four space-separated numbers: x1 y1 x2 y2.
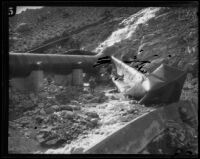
84 101 196 154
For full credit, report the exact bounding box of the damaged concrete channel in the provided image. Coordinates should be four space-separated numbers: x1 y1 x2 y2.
84 100 197 154
8 6 198 154
8 53 195 154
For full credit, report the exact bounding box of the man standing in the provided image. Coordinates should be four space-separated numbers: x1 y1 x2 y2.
89 77 96 93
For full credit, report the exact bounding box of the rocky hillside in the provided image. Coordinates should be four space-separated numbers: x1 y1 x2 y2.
97 7 198 71
9 7 142 52
10 7 198 74
78 7 198 78
8 6 198 154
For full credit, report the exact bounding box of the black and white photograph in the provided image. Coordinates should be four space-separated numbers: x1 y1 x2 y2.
3 2 198 155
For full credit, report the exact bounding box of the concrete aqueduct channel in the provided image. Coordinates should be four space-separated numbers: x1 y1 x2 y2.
8 6 198 154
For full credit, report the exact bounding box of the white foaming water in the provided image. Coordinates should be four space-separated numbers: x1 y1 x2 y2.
94 7 160 54
142 79 151 92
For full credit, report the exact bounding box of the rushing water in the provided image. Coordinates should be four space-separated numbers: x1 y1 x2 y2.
94 7 160 55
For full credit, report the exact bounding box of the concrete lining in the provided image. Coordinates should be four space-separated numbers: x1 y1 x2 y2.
84 101 195 154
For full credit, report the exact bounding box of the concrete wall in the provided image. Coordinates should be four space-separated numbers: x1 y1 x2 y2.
72 69 83 86
84 100 197 154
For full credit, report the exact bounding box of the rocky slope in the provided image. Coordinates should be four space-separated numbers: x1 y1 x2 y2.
9 7 142 52
9 6 198 154
10 7 198 75
94 7 198 72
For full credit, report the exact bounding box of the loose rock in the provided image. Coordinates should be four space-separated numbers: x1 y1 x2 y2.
35 116 44 125
38 103 45 108
110 95 118 100
45 107 55 114
71 147 84 154
70 100 80 105
41 137 66 148
129 100 138 104
51 105 60 111
61 111 74 119
60 105 73 111
36 134 45 143
90 118 99 126
127 108 139 114
71 105 81 111
85 111 99 119
40 108 46 115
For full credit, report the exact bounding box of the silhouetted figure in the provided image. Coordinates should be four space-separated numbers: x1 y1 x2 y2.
89 77 96 93
47 75 53 85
